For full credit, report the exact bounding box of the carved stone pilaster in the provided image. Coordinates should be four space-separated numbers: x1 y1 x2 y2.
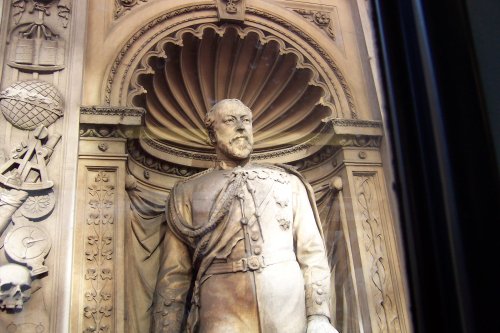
353 173 402 332
326 142 410 333
71 106 143 332
82 170 116 333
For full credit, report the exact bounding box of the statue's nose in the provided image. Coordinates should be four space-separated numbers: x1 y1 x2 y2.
236 120 245 131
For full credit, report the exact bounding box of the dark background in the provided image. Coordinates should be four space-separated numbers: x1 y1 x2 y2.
371 0 499 332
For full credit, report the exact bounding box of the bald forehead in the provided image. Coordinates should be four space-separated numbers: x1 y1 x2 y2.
213 100 252 119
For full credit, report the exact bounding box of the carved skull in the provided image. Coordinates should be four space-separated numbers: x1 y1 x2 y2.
0 264 32 310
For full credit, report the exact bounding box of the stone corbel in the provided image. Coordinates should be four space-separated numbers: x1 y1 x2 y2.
79 106 144 159
329 118 384 169
216 0 246 22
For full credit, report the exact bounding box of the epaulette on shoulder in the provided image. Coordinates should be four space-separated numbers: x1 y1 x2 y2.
270 163 301 176
254 163 305 181
177 167 214 184
254 162 293 172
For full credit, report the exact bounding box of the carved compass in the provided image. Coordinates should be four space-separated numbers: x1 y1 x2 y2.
4 225 51 276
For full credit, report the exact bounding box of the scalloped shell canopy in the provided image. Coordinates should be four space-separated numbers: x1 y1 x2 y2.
131 24 335 156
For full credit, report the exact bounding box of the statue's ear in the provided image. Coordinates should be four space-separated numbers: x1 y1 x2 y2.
208 130 217 145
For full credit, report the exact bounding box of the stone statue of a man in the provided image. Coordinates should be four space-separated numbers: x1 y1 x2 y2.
153 99 338 333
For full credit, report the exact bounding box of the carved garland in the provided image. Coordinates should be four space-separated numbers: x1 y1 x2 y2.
79 125 128 139
354 174 401 332
80 106 144 118
141 119 333 162
290 146 338 171
127 140 203 178
82 170 116 333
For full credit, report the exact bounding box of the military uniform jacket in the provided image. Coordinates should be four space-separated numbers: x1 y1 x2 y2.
153 164 331 333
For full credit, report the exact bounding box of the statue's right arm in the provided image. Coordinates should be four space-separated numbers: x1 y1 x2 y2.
152 187 193 333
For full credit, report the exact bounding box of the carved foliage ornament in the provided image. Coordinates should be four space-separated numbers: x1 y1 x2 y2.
292 9 335 40
83 170 115 333
354 174 401 331
12 0 71 28
127 140 203 178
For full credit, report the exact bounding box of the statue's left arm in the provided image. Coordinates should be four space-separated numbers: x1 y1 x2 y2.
152 184 193 333
291 175 340 333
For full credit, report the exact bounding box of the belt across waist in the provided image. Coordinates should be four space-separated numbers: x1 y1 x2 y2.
206 251 296 275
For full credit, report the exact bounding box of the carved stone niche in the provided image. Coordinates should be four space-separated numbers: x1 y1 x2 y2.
88 3 410 332
126 23 345 169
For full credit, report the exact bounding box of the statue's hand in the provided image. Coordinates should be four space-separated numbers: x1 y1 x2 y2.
306 315 340 333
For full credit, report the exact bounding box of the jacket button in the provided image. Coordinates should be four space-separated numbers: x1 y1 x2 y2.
253 246 262 255
251 233 259 241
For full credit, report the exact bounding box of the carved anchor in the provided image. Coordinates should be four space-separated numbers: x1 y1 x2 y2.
0 125 60 191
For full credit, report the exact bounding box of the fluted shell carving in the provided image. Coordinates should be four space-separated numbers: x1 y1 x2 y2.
130 24 336 162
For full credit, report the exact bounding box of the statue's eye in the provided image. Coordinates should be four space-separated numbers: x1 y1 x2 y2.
242 118 251 124
224 118 235 124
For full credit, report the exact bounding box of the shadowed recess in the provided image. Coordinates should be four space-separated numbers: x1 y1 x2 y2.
130 24 335 156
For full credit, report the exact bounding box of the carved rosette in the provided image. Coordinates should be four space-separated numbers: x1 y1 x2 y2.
292 9 335 40
82 170 116 333
354 174 401 332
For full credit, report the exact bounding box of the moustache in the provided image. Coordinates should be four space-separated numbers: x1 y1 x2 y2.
230 136 250 144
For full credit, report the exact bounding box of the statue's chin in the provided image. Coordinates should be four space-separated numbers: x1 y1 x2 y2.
219 142 253 161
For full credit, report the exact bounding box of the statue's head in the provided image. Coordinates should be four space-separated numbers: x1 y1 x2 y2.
205 99 254 161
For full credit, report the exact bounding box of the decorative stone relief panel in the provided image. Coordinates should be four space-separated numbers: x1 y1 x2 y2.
114 0 148 20
82 169 116 333
216 0 246 21
0 122 61 313
7 0 72 75
354 173 402 332
276 0 344 49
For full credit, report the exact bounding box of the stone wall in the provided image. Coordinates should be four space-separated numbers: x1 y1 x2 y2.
0 1 411 332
